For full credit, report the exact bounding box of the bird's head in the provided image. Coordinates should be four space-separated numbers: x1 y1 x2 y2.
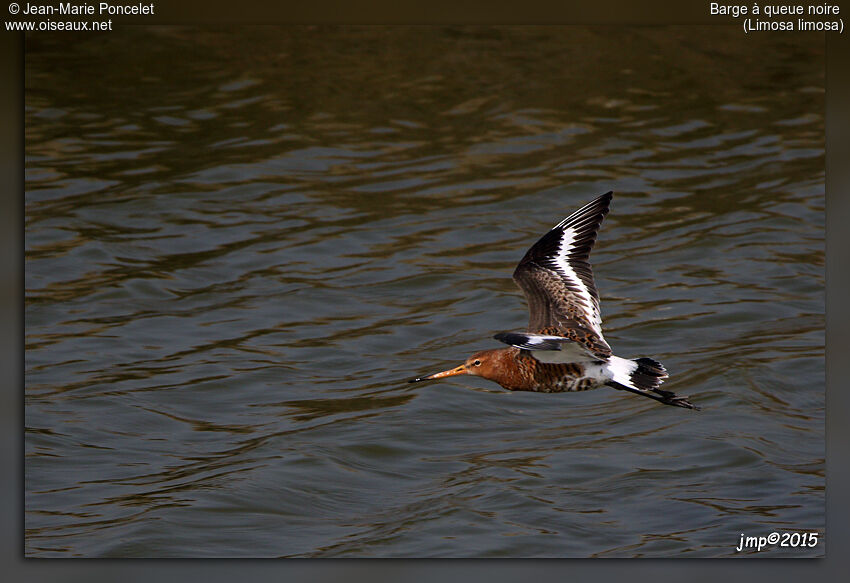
408 348 515 387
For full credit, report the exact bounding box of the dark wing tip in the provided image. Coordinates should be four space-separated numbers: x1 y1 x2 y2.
494 331 565 351
554 191 613 230
514 191 614 286
494 331 531 347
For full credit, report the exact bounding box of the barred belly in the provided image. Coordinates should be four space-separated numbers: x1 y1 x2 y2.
529 362 608 393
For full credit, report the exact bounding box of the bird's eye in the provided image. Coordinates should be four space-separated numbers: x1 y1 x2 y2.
473 360 481 366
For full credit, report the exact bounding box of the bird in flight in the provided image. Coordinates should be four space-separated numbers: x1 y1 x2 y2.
409 192 698 410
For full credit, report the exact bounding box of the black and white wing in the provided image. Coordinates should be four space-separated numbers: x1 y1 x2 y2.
493 331 606 362
510 192 613 356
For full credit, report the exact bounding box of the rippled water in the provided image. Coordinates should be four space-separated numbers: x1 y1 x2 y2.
25 27 824 557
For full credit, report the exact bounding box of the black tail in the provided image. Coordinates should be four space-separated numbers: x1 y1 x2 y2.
606 357 699 410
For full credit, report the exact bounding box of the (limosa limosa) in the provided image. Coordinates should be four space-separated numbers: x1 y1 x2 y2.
409 192 698 410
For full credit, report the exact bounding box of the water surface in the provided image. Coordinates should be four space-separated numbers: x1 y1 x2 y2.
25 26 824 557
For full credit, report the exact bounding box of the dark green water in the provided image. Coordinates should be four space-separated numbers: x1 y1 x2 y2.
25 26 824 557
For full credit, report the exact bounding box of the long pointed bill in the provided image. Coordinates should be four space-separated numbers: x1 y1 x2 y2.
408 364 468 383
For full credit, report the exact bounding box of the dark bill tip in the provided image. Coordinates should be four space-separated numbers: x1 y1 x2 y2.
407 364 467 384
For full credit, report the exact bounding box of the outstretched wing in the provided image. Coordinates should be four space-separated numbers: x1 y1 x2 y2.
512 192 612 345
494 330 610 361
